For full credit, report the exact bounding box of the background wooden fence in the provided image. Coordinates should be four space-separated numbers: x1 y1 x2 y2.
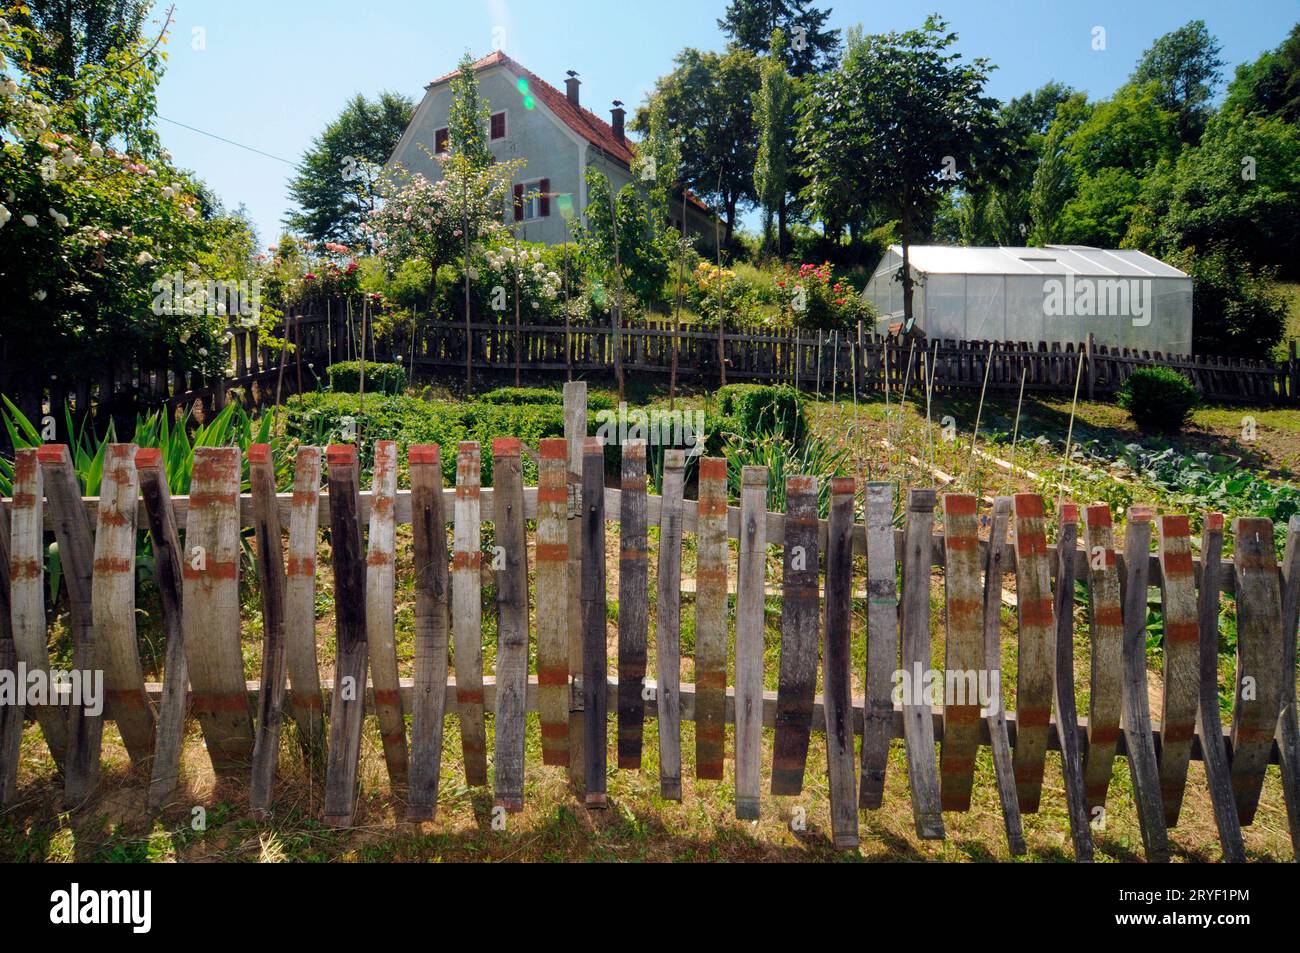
392 317 1300 405
3 300 1297 449
1 384 1297 860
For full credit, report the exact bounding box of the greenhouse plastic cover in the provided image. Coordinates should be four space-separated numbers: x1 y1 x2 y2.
863 245 1193 354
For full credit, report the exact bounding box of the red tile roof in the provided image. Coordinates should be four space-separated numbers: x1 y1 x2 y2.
427 51 709 214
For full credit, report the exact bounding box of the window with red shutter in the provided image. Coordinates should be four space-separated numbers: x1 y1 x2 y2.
434 127 448 154
539 178 550 217
490 112 506 140
513 184 524 222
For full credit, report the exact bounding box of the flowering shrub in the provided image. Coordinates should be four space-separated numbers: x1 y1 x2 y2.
477 242 563 322
776 262 875 330
0 9 248 387
687 261 759 328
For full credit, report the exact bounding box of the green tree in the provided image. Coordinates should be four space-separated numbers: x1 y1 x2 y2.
284 91 414 247
1223 23 1300 123
797 16 999 321
1131 19 1224 144
447 51 492 169
18 0 149 103
578 167 670 312
1169 247 1287 357
1126 109 1300 277
753 29 796 254
718 0 839 77
638 47 761 246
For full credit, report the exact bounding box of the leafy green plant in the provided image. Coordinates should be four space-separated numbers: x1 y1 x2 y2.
721 426 851 516
326 360 407 395
1116 367 1199 431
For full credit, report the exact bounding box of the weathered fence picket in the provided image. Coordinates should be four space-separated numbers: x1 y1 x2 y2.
580 436 607 807
284 447 325 765
493 437 530 813
1052 504 1092 861
407 445 450 821
323 445 367 827
655 449 684 800
249 444 289 815
1010 493 1054 816
1081 504 1123 812
367 440 408 789
859 481 896 810
42 444 100 805
823 477 858 849
138 449 187 808
1277 513 1300 855
939 493 981 812
694 457 728 783
453 442 488 787
616 440 648 771
900 488 943 839
1156 514 1199 827
982 496 1025 856
0 503 20 805
734 465 768 820
535 439 569 768
772 475 819 797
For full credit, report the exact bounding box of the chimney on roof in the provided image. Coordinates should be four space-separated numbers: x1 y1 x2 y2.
565 70 580 107
611 100 625 141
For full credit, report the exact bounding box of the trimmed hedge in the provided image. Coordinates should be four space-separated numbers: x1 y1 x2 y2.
326 361 407 395
479 386 616 412
1117 367 1199 432
714 384 806 446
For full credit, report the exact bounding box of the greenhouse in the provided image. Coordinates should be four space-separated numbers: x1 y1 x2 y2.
862 245 1194 354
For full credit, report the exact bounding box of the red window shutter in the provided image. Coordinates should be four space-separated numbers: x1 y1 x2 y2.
490 112 506 140
539 178 550 217
513 184 524 221
435 128 448 154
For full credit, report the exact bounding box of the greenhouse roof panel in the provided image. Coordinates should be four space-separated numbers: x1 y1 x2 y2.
890 245 1189 279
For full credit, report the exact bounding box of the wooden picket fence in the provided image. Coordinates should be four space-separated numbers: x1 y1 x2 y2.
1 383 1298 860
390 315 1300 406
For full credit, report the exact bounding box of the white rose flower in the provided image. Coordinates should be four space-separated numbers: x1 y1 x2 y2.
33 290 47 301
49 208 67 227
22 213 38 227
89 142 104 158
136 251 153 264
0 204 9 228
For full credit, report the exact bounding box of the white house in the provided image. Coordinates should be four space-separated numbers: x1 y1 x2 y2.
863 244 1194 354
387 51 713 248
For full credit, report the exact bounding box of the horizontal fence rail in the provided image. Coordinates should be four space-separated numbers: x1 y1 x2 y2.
1 384 1297 862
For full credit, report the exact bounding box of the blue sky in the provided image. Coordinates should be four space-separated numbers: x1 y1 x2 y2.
154 0 1300 247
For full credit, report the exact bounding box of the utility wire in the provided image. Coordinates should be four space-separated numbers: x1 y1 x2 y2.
157 115 297 166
